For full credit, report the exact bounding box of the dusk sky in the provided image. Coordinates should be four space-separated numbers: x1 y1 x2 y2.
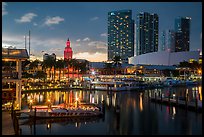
2 2 202 62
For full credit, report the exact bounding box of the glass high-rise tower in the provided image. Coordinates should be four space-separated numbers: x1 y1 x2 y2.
167 30 175 52
161 30 167 51
108 10 134 63
175 17 191 52
136 12 159 56
160 30 175 52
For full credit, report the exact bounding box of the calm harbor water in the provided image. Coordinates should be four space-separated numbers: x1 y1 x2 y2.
19 85 202 135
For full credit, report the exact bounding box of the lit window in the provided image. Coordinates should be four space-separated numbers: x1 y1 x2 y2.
111 12 115 15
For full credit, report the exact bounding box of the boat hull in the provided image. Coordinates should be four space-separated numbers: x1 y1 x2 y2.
23 110 103 118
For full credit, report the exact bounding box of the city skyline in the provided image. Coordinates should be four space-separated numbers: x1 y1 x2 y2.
108 10 134 63
2 2 202 62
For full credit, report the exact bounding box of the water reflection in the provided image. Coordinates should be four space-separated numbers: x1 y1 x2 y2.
20 85 202 135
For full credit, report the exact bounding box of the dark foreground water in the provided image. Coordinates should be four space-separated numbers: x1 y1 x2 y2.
19 85 202 135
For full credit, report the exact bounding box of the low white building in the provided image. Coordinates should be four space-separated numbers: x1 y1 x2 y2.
129 51 200 66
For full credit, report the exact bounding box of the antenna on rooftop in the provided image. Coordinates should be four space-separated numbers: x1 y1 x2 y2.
24 35 27 49
29 30 31 56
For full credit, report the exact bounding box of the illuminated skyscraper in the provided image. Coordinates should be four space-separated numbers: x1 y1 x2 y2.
136 12 159 56
160 30 167 51
161 30 175 52
108 10 134 63
175 17 191 52
64 38 73 60
167 29 175 52
43 53 56 61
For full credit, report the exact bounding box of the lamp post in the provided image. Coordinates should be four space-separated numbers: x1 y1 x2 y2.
75 97 79 108
29 99 33 111
47 99 51 110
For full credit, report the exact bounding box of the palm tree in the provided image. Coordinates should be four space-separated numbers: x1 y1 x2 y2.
42 56 55 81
75 61 81 79
66 58 73 81
21 59 31 71
55 59 65 81
29 59 40 72
70 59 78 79
64 58 70 81
104 62 113 75
33 71 47 81
112 55 122 75
80 60 89 76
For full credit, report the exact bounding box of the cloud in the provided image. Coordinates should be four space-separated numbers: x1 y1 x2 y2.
33 22 38 26
2 2 8 16
88 41 107 50
90 16 99 21
73 52 107 62
2 34 26 48
200 32 202 40
49 48 63 52
15 13 37 23
76 39 81 42
72 40 107 55
2 33 66 60
44 16 64 26
100 33 107 37
82 37 90 42
2 33 107 62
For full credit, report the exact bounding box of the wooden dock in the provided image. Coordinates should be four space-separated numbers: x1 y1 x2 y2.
150 96 202 112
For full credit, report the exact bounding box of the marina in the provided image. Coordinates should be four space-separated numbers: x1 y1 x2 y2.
15 85 202 135
2 2 202 135
150 94 202 112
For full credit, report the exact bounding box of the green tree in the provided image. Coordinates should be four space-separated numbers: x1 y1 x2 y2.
70 59 78 79
112 55 122 75
55 59 65 81
179 61 190 68
42 56 55 81
80 60 89 75
21 59 31 71
33 71 47 80
29 59 41 71
104 62 113 75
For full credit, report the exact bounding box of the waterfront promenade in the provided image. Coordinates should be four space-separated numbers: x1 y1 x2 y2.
2 111 15 135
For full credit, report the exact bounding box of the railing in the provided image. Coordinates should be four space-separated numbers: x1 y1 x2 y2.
2 72 18 79
11 105 21 135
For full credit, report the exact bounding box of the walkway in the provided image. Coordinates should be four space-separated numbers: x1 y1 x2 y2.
2 111 15 135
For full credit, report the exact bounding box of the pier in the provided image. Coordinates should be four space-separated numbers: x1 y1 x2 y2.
150 94 202 112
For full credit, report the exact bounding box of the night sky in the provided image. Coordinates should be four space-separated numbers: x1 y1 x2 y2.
2 2 202 62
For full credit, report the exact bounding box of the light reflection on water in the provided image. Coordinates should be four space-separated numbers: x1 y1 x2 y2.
19 85 202 135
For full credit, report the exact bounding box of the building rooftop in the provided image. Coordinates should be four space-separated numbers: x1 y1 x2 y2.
90 62 134 69
2 48 29 61
137 64 177 70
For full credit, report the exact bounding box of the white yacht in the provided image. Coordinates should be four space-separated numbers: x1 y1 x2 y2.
122 78 150 90
90 81 127 91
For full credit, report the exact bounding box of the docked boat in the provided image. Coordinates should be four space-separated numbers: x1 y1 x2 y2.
184 80 198 86
20 104 103 118
21 102 103 118
90 81 127 91
122 78 148 90
162 77 181 86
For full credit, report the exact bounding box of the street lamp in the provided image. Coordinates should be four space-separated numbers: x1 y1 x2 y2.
198 69 202 75
75 97 79 108
29 99 33 111
47 99 51 109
